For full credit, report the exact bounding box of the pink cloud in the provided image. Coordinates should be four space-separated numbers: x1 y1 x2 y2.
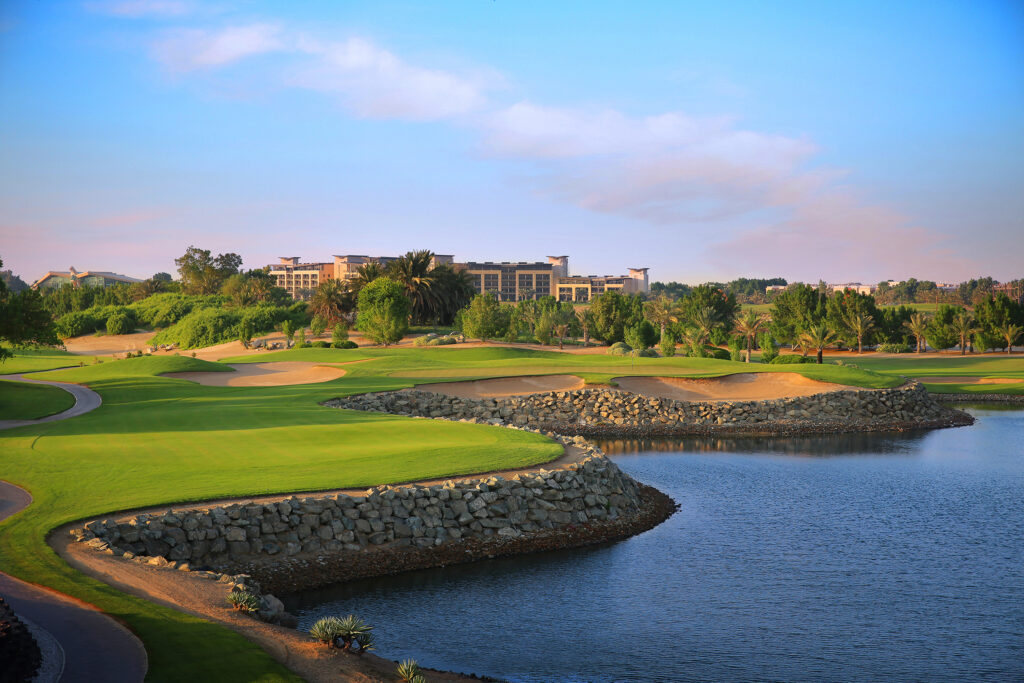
151 24 285 71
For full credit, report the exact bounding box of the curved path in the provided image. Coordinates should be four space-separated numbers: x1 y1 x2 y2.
0 481 148 682
0 373 102 430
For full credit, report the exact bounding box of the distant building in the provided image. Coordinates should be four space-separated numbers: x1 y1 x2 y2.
268 253 648 303
827 282 875 296
765 284 787 294
31 267 141 290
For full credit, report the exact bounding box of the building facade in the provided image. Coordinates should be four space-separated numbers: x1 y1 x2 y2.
31 267 141 290
269 254 456 298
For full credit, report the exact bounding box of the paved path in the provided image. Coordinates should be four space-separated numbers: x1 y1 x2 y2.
1 483 148 681
0 373 102 430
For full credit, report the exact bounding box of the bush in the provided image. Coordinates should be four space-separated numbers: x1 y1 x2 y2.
106 312 133 336
331 323 349 345
728 336 743 362
333 340 358 349
227 591 260 614
759 333 779 363
607 341 632 356
311 341 330 348
707 347 730 361
150 308 240 349
397 659 425 683
310 315 326 338
638 348 658 357
877 342 910 353
659 338 676 357
771 354 814 364
309 616 343 646
55 311 100 339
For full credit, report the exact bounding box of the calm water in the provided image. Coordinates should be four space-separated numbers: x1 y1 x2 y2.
287 405 1024 682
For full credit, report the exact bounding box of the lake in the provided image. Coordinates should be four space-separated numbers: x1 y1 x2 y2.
287 405 1024 682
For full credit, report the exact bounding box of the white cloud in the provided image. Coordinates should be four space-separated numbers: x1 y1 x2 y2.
288 37 488 120
151 23 285 71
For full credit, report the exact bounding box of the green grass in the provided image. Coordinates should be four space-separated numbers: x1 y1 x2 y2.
3 344 1015 681
845 354 1024 394
0 380 77 420
1 348 98 374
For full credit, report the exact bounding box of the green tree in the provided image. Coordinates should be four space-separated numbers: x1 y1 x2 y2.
282 319 295 345
843 311 875 354
758 332 779 363
925 305 959 352
590 291 644 344
643 294 681 343
238 320 254 349
904 312 929 353
461 293 504 342
679 285 739 337
0 257 59 361
575 307 593 347
798 323 838 364
174 246 242 295
356 277 410 346
733 310 769 362
310 315 327 338
995 322 1022 354
951 310 978 355
331 322 349 344
770 284 827 347
309 278 354 327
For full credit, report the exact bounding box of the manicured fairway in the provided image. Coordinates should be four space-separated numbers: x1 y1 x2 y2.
848 355 1024 394
0 348 97 373
0 380 77 420
0 344 1012 682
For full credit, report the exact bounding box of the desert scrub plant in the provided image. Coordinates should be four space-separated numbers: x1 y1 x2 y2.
309 616 343 646
353 631 375 656
397 659 427 682
227 590 260 613
336 614 373 652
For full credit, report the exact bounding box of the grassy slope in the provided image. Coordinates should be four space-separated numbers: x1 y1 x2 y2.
2 353 560 682
849 354 1024 394
0 380 77 420
2 345 1010 681
1 348 98 373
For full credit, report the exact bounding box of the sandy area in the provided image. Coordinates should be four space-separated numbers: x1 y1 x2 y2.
917 376 1024 385
410 374 586 398
163 362 347 387
613 373 846 402
53 445 585 683
63 331 156 356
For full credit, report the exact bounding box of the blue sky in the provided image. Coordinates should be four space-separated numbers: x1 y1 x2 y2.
1 0 1021 285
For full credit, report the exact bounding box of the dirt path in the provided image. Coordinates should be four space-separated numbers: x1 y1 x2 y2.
0 481 148 682
0 373 103 430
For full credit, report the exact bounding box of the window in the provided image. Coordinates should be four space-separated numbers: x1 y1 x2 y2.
536 274 551 293
575 289 590 302
518 273 533 289
484 273 499 292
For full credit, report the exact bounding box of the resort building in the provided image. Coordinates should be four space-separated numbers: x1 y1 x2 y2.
30 267 141 290
268 253 648 302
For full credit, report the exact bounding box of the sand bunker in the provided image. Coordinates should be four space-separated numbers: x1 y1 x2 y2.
163 362 346 387
917 376 1024 385
410 374 586 398
613 373 846 402
63 331 155 356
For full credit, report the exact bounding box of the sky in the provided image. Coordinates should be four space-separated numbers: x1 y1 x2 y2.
1 0 1022 286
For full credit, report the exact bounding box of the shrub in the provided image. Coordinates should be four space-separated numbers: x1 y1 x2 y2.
282 319 295 344
309 616 343 646
150 308 240 349
770 354 813 364
333 340 358 349
607 341 632 356
311 341 330 348
759 333 779 363
396 659 425 683
707 347 730 361
324 614 373 652
638 348 658 358
332 323 349 344
55 311 100 339
659 338 676 357
227 591 260 613
727 336 743 362
310 315 326 338
877 342 910 353
357 277 410 346
105 312 133 336
353 631 375 656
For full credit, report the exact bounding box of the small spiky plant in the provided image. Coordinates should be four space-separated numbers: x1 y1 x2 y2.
226 590 260 613
353 631 375 656
336 614 372 651
397 659 424 682
309 616 343 647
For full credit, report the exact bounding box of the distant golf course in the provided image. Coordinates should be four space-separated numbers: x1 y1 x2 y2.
1 344 1022 681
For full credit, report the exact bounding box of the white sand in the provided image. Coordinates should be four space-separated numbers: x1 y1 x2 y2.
613 373 846 402
163 362 346 387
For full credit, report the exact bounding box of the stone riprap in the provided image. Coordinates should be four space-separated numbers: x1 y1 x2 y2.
71 440 645 574
325 379 970 436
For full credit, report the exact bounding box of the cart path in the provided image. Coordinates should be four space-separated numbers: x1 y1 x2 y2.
0 480 148 682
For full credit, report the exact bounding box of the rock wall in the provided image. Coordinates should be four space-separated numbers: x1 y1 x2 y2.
325 380 964 435
72 443 644 572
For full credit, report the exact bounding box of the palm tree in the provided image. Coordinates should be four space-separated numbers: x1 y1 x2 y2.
429 265 475 325
309 278 353 326
350 263 384 293
388 250 438 324
844 311 875 354
733 309 769 362
798 323 838 364
951 310 978 356
995 322 1022 355
643 295 680 343
688 306 719 349
904 313 929 353
575 307 593 347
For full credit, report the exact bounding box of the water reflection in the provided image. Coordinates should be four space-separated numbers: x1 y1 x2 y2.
596 429 935 457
